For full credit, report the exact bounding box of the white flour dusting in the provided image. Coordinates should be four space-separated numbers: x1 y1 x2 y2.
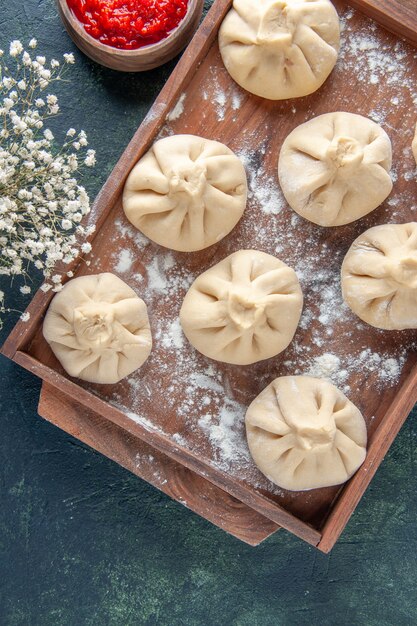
201 68 245 122
238 144 285 216
85 5 417 496
167 92 187 121
198 398 250 467
214 91 227 121
146 257 168 293
160 318 184 351
232 92 244 111
301 350 408 395
115 249 133 273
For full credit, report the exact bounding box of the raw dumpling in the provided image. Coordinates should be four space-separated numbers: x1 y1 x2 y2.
278 112 393 226
341 223 417 330
180 250 303 365
122 134 247 252
413 123 417 166
43 273 152 384
218 0 340 101
246 376 367 491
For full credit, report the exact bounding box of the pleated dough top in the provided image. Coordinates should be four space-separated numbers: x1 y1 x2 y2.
219 0 340 100
180 250 303 365
278 112 393 226
341 223 417 330
43 273 152 384
246 376 367 491
123 135 247 252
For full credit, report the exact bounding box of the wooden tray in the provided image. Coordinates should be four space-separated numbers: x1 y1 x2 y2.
38 382 280 545
3 0 417 552
348 0 417 47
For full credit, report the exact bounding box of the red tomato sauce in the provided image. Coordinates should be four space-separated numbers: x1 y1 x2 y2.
67 0 189 50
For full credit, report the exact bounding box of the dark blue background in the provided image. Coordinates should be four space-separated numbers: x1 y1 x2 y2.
1 2 417 624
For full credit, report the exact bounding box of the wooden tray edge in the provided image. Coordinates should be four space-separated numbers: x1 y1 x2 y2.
347 0 417 47
1 0 416 553
0 0 232 361
38 382 280 546
16 350 322 547
318 363 417 552
2 0 417 357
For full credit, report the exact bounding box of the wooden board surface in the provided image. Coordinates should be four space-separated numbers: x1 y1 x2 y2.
38 382 280 546
348 0 417 47
3 0 417 551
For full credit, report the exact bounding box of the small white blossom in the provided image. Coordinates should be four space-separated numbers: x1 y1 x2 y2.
0 41 95 329
63 53 75 64
20 312 30 322
39 150 53 164
68 154 78 170
29 38 37 49
40 69 51 81
10 40 23 57
61 219 72 230
78 130 88 146
84 150 96 167
51 160 62 172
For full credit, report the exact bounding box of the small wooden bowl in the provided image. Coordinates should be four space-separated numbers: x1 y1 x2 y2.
56 0 205 72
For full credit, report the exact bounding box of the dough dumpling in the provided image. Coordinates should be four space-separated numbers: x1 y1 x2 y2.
122 134 247 252
180 250 303 365
341 223 417 330
246 376 367 491
43 273 152 384
219 0 340 101
278 112 393 226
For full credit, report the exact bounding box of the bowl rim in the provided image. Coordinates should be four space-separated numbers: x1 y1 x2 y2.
57 0 203 57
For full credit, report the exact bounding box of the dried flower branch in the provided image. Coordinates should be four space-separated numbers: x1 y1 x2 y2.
0 40 96 328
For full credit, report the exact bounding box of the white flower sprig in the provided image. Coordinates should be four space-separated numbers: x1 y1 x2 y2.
0 40 96 328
